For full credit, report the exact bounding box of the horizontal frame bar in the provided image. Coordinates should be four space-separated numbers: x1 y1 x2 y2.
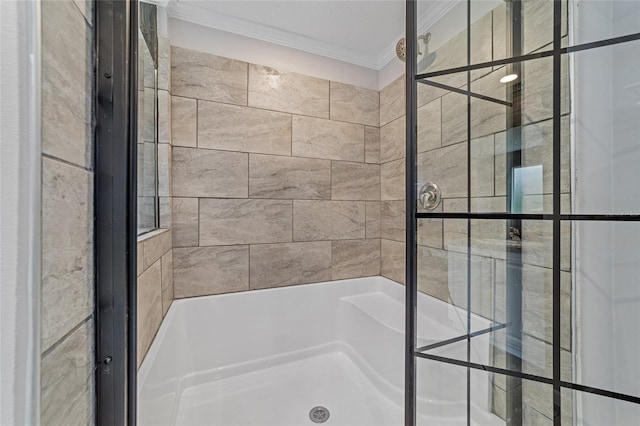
418 79 512 107
416 322 508 353
415 352 640 406
416 31 640 81
416 212 640 221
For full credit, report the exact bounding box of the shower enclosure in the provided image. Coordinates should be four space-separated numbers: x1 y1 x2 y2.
405 0 640 425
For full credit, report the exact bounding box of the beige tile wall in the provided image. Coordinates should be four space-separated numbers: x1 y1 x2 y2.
136 229 173 367
171 46 381 297
40 1 94 424
379 2 573 423
136 36 174 368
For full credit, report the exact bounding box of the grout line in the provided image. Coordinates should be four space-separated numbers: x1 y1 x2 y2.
171 93 377 127
42 153 93 173
195 99 199 147
41 314 93 359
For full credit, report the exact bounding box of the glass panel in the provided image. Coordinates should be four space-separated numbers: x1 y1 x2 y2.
569 220 640 399
417 70 468 214
416 356 557 425
471 0 559 64
563 387 640 426
569 0 640 47
563 39 640 215
468 58 569 214
417 219 564 381
416 0 468 75
137 2 158 234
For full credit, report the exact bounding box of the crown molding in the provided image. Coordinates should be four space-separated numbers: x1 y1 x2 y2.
166 1 381 69
376 1 457 69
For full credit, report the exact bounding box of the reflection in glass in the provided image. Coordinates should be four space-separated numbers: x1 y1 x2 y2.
137 2 159 234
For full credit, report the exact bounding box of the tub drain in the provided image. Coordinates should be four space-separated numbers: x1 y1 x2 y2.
309 406 330 423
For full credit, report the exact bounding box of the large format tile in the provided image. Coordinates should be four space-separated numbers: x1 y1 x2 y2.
157 143 171 197
471 135 495 198
329 81 379 126
417 142 468 199
171 46 247 105
173 246 249 297
293 200 365 241
41 158 93 352
381 200 405 243
521 54 570 125
441 90 468 147
142 229 172 270
157 36 171 91
417 218 443 249
171 96 197 147
380 116 405 163
41 319 94 426
364 126 380 164
172 198 199 247
249 154 331 199
172 147 248 198
381 158 405 201
42 0 92 168
137 260 162 366
292 116 364 162
199 199 293 245
380 75 405 126
331 161 380 201
522 0 567 54
417 98 441 153
161 250 174 317
250 242 331 289
366 201 381 239
248 64 329 118
381 239 405 284
521 118 571 195
198 101 291 155
332 239 380 280
158 89 171 144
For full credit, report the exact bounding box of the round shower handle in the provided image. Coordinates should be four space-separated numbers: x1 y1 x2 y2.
419 182 441 210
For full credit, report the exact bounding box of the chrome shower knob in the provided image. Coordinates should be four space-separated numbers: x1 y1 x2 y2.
419 182 441 210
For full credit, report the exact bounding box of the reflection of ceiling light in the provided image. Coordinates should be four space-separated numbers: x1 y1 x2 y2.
500 74 519 83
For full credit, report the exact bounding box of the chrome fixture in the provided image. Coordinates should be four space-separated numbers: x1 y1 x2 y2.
418 182 441 210
396 32 435 66
309 406 330 423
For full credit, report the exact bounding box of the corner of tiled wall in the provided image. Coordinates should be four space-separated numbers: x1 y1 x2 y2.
380 73 407 285
40 0 95 424
170 46 383 298
136 35 174 368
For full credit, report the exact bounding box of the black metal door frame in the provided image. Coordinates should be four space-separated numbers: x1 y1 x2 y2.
404 0 640 425
94 0 138 424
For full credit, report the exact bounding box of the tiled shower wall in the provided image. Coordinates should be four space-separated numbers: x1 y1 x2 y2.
136 36 174 367
170 46 382 297
40 0 94 424
379 2 573 424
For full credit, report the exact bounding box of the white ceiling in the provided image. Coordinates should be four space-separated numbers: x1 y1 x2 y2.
163 0 456 69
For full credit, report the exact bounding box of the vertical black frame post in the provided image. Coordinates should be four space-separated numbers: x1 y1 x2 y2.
505 1 524 425
552 0 563 423
95 0 137 424
404 1 418 425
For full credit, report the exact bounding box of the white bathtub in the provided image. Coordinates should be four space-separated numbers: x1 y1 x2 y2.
138 276 502 425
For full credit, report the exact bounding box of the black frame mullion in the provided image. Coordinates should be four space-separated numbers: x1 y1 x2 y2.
552 0 563 424
404 1 418 425
95 0 137 424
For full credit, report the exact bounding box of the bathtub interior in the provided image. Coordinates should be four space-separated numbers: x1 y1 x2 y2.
138 277 501 425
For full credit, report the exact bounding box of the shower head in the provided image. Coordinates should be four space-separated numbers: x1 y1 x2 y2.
395 32 435 66
395 38 406 62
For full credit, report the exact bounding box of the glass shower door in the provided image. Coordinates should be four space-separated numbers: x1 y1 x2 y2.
405 0 640 425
